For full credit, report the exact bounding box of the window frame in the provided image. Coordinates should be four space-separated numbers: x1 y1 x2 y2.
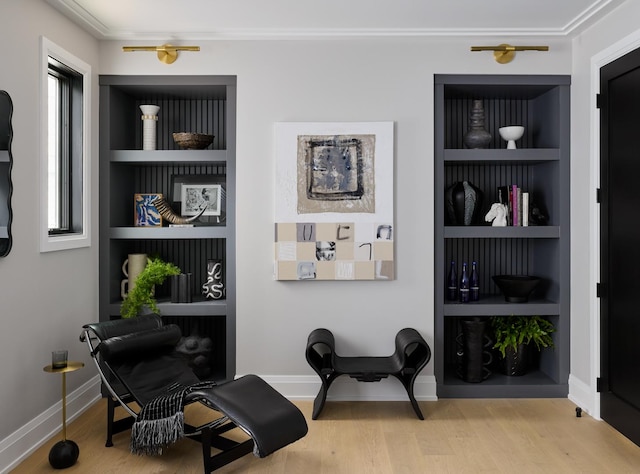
40 37 91 252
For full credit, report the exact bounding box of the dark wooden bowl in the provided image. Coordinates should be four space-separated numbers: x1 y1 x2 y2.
172 132 214 150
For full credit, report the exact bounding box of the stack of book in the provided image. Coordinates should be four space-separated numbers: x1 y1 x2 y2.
497 185 529 227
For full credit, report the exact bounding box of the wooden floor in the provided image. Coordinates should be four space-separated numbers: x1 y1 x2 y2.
12 398 640 473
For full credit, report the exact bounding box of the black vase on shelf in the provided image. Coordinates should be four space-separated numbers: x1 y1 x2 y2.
463 99 492 149
456 318 492 383
445 181 483 225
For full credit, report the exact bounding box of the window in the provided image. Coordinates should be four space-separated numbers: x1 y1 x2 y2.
40 37 91 252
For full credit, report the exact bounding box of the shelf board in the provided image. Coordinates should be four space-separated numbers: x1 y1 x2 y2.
110 149 227 164
0 150 9 162
109 299 228 317
444 226 559 238
438 369 568 398
443 296 559 316
444 148 559 163
110 226 228 239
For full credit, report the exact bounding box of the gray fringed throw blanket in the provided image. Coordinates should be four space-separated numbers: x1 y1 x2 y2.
130 381 217 455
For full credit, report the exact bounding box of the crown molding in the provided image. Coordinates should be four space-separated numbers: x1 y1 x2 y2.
46 0 620 41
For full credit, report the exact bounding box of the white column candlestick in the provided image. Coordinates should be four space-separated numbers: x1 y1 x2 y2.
139 105 160 150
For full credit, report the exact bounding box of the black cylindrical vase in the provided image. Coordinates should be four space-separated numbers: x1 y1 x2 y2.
456 318 492 383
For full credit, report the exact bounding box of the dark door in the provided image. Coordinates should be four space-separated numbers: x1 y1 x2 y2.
600 46 640 446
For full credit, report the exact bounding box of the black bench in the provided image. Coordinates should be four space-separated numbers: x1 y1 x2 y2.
305 328 431 420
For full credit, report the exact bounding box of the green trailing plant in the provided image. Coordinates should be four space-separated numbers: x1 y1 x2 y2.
120 257 181 319
490 315 555 358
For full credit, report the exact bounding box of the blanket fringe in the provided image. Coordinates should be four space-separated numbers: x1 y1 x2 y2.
130 411 184 456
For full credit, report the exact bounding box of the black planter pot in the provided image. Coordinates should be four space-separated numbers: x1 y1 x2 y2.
502 343 531 376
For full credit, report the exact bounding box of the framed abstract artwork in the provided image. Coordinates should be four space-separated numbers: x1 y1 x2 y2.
274 122 394 281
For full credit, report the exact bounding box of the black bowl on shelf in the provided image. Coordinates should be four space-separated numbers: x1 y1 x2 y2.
492 275 542 303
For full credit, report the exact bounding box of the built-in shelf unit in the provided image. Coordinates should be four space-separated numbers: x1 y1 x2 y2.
434 74 570 398
99 75 236 381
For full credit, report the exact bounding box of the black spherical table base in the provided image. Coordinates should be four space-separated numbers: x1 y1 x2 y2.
49 439 79 469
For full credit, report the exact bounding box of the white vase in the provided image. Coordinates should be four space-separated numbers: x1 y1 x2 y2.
120 253 150 299
140 105 160 150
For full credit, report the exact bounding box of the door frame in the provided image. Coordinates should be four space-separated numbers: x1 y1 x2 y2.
588 28 640 421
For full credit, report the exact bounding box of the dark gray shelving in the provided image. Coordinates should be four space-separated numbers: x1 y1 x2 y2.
110 149 228 164
109 227 229 239
444 226 560 238
99 75 236 382
434 74 570 398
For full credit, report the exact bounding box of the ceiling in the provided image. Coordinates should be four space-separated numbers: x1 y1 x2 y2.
46 0 624 40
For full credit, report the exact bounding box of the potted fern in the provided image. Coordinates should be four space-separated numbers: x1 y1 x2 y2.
490 315 555 376
120 257 181 318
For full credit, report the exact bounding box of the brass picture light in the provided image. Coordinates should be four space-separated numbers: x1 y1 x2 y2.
471 44 549 64
122 44 200 64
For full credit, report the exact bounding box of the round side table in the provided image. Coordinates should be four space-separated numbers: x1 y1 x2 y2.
43 361 84 469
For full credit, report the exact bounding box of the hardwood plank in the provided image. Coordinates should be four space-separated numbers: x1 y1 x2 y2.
11 398 640 473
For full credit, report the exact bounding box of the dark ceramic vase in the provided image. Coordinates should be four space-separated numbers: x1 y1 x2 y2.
456 318 492 383
463 100 492 149
445 181 483 225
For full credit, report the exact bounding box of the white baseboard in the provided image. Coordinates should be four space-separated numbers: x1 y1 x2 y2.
0 375 101 474
568 374 599 419
253 374 438 401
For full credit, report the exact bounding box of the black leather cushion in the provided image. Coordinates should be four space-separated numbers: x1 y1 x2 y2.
187 375 308 457
114 351 201 405
99 324 200 405
84 313 163 341
99 325 182 364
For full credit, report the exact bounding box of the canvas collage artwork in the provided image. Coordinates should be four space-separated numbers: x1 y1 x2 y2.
274 122 394 281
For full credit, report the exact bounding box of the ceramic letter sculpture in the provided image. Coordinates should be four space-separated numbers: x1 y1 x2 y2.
463 100 492 149
140 105 160 150
203 259 224 300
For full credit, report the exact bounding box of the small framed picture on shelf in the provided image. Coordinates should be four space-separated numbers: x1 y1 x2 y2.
134 193 163 227
171 175 226 224
181 184 222 217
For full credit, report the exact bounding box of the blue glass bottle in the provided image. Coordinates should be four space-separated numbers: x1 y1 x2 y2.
447 261 458 301
470 261 479 302
459 262 470 303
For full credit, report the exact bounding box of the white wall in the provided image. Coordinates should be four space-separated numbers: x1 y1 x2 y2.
0 0 100 468
569 0 640 416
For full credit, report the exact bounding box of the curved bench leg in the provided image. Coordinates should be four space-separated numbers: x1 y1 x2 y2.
408 390 424 420
397 376 424 420
312 375 337 419
312 385 328 420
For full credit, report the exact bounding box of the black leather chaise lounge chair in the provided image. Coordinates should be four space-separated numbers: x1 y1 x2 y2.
80 314 308 472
